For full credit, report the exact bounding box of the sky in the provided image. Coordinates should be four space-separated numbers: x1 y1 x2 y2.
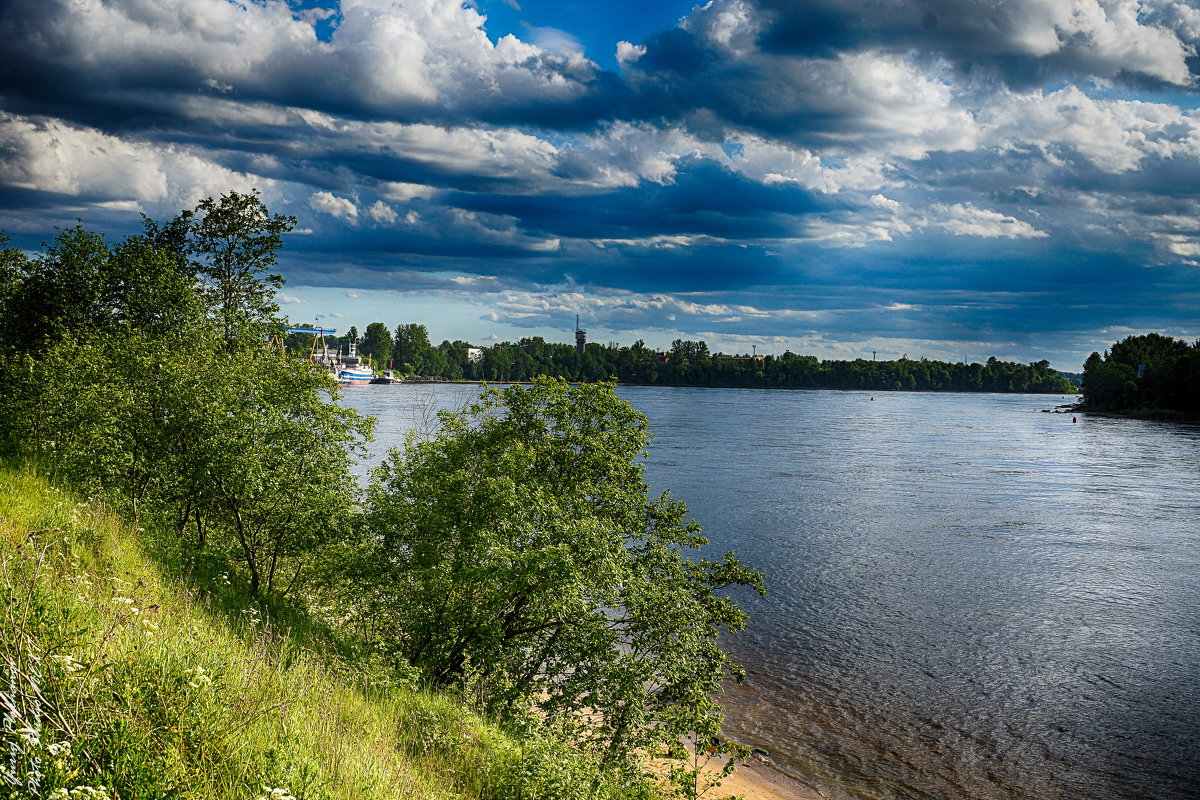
2 0 1199 369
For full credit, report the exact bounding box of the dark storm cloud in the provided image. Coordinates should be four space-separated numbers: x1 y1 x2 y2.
623 26 863 147
281 165 820 293
450 161 823 242
750 0 1200 89
617 0 1199 151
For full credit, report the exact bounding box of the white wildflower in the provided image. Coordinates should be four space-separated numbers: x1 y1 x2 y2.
15 726 40 746
53 786 111 799
185 666 212 689
51 653 85 673
255 787 296 800
48 741 72 758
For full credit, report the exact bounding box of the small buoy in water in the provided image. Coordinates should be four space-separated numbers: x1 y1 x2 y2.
1072 416 1077 423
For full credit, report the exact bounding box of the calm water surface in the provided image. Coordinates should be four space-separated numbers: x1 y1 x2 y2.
343 385 1200 800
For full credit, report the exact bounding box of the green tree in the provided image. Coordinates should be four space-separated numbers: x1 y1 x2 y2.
0 226 202 459
1 225 112 347
360 321 394 367
8 325 371 596
0 232 30 317
0 205 370 600
140 208 195 274
106 232 203 335
1108 333 1189 370
1081 351 1138 410
393 323 431 371
437 340 468 380
0 224 202 351
484 343 513 381
190 190 295 350
417 346 449 377
197 347 372 596
352 378 762 782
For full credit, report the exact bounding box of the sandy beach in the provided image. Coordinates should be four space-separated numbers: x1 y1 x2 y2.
649 747 829 800
714 754 828 800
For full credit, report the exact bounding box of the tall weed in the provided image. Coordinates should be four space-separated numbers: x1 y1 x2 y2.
0 468 653 800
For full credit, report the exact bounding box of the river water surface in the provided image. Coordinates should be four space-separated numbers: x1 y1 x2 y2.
343 385 1200 800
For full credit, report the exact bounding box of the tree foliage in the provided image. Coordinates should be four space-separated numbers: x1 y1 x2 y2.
352 378 763 777
360 321 394 367
190 190 295 350
358 333 1075 393
393 322 432 372
0 225 199 347
0 202 369 600
1081 333 1200 416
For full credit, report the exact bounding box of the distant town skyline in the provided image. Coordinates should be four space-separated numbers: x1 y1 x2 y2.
3 0 1200 370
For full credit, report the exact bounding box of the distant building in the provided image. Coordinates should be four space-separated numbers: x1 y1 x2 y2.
466 347 483 363
715 355 765 362
575 316 586 355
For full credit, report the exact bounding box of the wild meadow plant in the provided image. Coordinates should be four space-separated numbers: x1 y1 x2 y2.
0 466 657 800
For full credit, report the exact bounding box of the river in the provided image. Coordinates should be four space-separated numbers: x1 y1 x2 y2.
341 384 1200 800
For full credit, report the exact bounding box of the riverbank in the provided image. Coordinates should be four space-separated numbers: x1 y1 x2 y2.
647 745 830 800
721 755 829 800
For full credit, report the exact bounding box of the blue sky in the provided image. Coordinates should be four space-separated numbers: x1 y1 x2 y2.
2 0 1199 369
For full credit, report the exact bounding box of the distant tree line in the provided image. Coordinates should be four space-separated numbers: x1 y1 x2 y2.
331 325 1076 393
1080 333 1200 417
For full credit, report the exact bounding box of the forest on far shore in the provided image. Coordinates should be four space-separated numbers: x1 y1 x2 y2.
316 322 1079 394
1080 333 1200 418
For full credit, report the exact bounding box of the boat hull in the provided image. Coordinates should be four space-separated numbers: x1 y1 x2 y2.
337 369 374 386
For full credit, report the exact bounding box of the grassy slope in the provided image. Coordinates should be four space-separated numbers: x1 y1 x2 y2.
0 465 625 800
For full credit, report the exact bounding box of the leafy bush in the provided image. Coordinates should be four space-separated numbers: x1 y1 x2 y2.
351 378 763 782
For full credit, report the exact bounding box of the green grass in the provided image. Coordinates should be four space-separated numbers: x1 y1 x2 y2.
0 466 651 800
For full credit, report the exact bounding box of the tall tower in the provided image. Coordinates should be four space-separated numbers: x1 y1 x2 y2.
575 314 587 355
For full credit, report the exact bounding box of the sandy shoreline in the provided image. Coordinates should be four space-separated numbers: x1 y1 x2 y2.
714 754 829 800
649 747 830 800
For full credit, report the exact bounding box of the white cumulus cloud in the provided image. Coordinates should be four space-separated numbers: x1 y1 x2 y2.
368 201 398 226
309 191 359 222
934 203 1048 239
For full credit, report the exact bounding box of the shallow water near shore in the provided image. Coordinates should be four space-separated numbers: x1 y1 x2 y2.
344 385 1200 800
